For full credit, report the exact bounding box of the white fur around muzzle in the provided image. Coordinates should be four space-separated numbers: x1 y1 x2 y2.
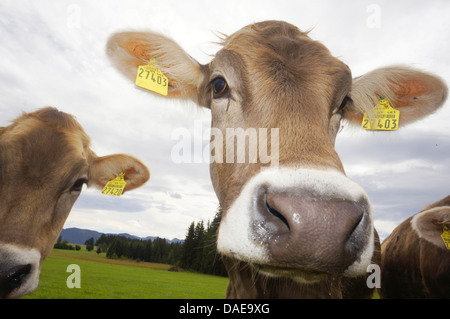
216 167 374 278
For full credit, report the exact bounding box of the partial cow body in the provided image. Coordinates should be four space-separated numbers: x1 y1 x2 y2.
381 196 450 298
0 107 150 298
107 20 447 298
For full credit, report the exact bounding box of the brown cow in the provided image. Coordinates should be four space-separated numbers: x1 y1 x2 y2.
0 107 150 298
380 196 450 298
107 21 447 298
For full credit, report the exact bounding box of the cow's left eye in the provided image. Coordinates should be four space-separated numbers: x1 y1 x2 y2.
70 178 88 193
211 77 228 99
338 96 350 112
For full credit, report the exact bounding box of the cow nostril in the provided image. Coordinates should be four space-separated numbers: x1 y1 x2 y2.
348 213 364 238
265 200 290 231
0 264 32 298
343 209 369 258
9 264 31 287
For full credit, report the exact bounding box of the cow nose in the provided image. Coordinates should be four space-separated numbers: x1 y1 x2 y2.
255 190 370 274
0 264 32 299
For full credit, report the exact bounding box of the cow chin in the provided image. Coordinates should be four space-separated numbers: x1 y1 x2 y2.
216 167 375 283
254 264 330 284
253 236 374 284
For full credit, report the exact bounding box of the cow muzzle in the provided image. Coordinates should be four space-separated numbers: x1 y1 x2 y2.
0 244 40 298
217 168 374 282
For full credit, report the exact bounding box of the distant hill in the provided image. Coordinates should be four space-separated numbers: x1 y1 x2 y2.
59 227 183 245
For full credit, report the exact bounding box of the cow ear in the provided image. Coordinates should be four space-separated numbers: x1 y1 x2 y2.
89 154 150 193
411 206 450 250
344 66 448 127
106 31 205 101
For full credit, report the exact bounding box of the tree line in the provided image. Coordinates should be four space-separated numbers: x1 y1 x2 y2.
179 207 227 276
96 234 183 266
55 207 227 277
54 235 81 251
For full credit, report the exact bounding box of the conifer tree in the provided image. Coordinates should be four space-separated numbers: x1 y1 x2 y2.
85 237 94 251
180 222 196 269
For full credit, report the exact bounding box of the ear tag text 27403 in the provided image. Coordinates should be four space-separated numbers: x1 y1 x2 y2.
135 58 169 96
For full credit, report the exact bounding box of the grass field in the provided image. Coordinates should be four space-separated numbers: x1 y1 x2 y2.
23 247 229 299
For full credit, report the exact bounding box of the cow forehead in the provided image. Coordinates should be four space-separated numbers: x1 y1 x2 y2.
3 108 90 155
0 110 92 188
221 21 349 79
215 23 351 117
4 126 84 170
221 20 312 50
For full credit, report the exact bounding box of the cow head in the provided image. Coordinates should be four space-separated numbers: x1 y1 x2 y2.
107 21 447 286
0 107 150 298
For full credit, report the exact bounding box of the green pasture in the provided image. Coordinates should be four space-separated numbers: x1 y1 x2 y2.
23 247 229 299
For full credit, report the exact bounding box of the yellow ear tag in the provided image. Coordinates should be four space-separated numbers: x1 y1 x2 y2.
101 172 127 197
362 97 400 131
135 58 168 96
441 225 450 250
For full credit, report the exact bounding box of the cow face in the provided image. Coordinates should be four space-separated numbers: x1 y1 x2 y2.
0 107 150 298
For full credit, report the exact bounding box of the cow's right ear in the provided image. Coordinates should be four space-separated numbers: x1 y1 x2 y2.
411 206 450 250
107 31 205 101
89 154 150 193
344 66 447 127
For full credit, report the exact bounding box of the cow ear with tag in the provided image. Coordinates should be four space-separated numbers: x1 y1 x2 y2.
106 32 204 101
411 206 450 250
89 154 150 194
343 66 447 128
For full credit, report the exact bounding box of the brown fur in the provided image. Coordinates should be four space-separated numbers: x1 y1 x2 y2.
380 196 450 298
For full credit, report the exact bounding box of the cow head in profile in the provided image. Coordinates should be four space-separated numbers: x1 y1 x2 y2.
0 107 150 298
107 21 447 298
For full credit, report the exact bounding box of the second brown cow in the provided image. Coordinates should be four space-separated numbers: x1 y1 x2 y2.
381 195 450 298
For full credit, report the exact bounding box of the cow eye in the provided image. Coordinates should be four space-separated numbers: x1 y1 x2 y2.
70 178 88 193
338 96 350 112
211 77 228 98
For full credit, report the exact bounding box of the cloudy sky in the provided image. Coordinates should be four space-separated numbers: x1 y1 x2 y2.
0 0 449 241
